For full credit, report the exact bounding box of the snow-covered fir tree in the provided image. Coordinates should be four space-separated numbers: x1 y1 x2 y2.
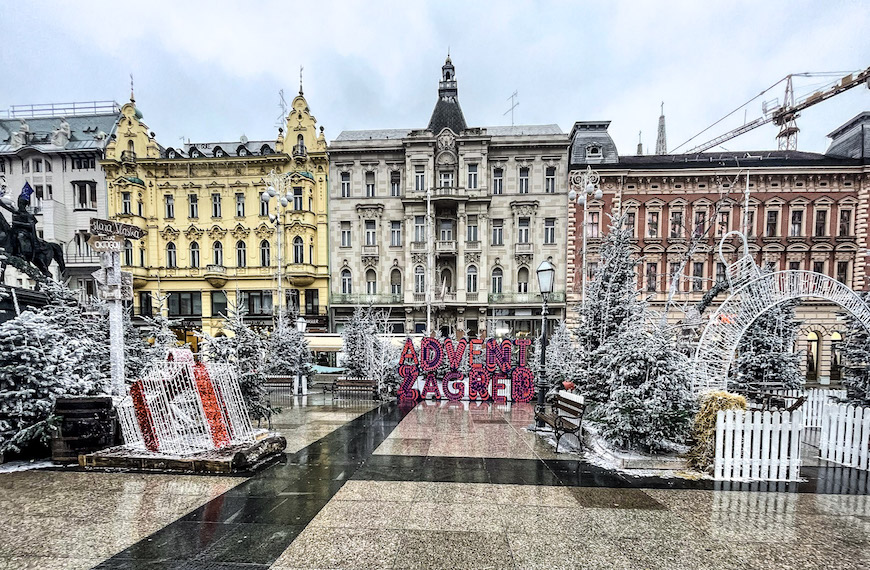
140 293 181 360
341 305 371 379
730 300 802 393
263 310 313 382
200 304 274 423
123 308 151 381
574 215 645 401
839 294 870 405
542 321 579 389
592 324 696 451
341 305 400 397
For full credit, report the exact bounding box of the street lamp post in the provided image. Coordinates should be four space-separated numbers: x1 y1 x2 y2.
295 315 307 395
568 166 602 309
261 169 294 330
535 260 555 426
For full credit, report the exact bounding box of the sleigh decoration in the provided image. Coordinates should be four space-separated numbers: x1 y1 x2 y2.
116 348 254 456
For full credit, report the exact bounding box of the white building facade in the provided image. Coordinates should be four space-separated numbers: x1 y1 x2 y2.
0 102 121 293
328 58 569 338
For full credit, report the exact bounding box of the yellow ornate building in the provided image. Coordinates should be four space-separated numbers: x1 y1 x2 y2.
102 91 330 344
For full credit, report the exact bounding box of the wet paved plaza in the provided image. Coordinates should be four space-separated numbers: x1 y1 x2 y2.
1 393 869 569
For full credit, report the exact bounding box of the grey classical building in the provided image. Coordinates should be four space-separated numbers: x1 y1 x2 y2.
328 57 570 337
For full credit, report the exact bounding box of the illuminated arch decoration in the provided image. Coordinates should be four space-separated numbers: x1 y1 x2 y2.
117 348 254 455
693 231 870 391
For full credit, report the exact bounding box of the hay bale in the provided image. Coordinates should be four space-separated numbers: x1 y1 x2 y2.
687 391 746 472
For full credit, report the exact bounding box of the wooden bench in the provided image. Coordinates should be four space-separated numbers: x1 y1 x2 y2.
535 391 585 452
332 376 378 399
747 392 807 413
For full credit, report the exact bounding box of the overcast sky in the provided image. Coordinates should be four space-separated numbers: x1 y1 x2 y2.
1 1 868 155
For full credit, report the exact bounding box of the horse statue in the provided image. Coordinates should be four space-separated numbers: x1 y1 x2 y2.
0 183 66 283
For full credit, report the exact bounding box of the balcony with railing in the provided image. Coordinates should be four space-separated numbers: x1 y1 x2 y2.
65 253 101 267
362 244 379 256
204 264 228 288
411 241 426 252
331 293 403 305
515 242 533 255
120 150 137 163
465 240 481 251
488 291 566 304
436 240 456 255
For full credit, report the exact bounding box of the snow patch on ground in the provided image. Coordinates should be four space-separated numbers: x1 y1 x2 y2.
0 460 56 473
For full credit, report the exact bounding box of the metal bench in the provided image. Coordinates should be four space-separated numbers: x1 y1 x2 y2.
332 376 378 399
535 390 585 452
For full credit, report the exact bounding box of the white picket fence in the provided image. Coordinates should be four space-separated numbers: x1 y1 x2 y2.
770 388 846 427
819 404 870 471
715 409 803 481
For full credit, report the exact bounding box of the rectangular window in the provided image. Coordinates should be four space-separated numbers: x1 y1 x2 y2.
165 195 175 218
717 211 729 236
305 289 319 315
45 184 52 199
587 211 599 238
235 193 245 217
168 291 202 317
647 211 659 238
519 167 529 194
139 291 153 317
439 171 454 188
239 291 273 316
766 210 779 237
390 221 402 247
813 261 824 275
745 211 755 237
716 262 726 283
33 159 42 173
815 210 827 237
439 219 453 241
365 220 377 246
72 157 96 170
837 261 848 284
587 261 599 281
211 291 227 318
544 218 555 244
694 211 706 238
73 182 97 210
669 262 681 288
789 261 800 271
365 172 375 197
212 193 221 217
626 212 636 235
839 210 852 237
492 168 503 195
466 217 478 242
414 216 426 242
670 211 683 238
467 164 478 189
390 171 401 197
23 161 29 173
492 219 504 246
189 194 198 218
790 210 803 237
646 263 657 292
259 198 268 217
340 221 351 247
293 187 303 210
341 172 351 197
122 192 132 214
518 217 530 243
545 167 556 194
692 262 704 291
414 166 426 192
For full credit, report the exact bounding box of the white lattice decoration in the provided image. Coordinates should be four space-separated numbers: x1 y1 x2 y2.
693 232 870 391
118 348 254 456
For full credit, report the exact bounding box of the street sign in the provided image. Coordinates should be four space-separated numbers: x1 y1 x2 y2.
92 268 106 286
87 234 123 252
89 217 147 240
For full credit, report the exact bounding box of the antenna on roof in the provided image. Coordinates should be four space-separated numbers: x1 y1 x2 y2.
504 91 519 126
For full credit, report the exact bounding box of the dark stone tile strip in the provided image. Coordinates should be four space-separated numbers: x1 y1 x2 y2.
93 401 413 569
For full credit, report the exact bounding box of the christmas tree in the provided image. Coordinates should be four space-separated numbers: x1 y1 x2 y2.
574 214 645 401
340 305 400 397
264 310 313 382
123 308 151 381
730 300 802 393
839 294 870 405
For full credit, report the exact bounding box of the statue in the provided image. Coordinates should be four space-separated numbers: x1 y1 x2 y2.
0 182 66 282
51 117 71 147
11 119 30 147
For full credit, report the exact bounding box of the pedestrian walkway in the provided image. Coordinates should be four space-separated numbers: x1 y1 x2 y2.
0 394 868 569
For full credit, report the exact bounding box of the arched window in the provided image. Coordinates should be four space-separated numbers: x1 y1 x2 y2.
366 269 377 295
166 242 177 268
236 240 246 267
390 269 402 296
123 239 133 266
341 269 352 294
293 236 304 264
296 134 306 155
491 267 503 294
831 331 843 384
415 265 425 293
260 240 270 267
806 331 820 381
466 265 478 293
189 242 200 268
517 267 529 293
127 139 134 153
213 241 223 266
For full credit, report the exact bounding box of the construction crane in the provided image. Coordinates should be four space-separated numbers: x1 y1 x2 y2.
674 66 870 154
